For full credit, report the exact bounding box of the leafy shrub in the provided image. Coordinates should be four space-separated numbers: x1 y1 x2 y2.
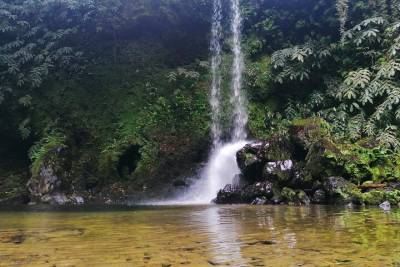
29 132 66 176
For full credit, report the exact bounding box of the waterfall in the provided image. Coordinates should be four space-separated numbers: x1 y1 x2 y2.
169 0 248 204
230 0 248 141
201 0 248 203
210 0 223 147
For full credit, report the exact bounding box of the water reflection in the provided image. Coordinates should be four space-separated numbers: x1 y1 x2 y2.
190 206 247 266
0 205 399 266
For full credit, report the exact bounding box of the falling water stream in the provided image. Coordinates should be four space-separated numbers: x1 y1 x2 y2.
178 0 248 204
230 0 248 142
209 0 223 148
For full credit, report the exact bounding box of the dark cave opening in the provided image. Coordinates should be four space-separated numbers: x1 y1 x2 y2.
117 145 141 178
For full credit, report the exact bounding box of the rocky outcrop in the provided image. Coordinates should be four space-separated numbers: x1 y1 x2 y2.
216 119 400 207
26 147 85 205
27 164 61 201
322 176 357 203
236 142 268 181
215 181 274 204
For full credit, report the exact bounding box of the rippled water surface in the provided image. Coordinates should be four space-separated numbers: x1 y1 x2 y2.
0 205 399 266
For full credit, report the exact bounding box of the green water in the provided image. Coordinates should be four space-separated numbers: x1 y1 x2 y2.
0 205 399 267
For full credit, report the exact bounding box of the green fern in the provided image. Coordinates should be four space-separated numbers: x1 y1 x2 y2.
271 42 329 83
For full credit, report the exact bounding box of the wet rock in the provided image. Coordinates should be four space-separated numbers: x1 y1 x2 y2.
281 187 310 205
215 181 274 204
207 260 220 266
336 259 352 263
323 177 357 203
297 190 310 205
72 195 85 205
312 189 327 204
27 164 61 202
379 201 391 211
263 160 294 183
281 187 297 203
271 187 282 204
236 143 267 180
242 181 274 202
290 166 313 189
215 184 242 204
34 193 86 206
305 141 326 178
8 233 26 244
247 240 276 245
251 197 267 205
50 193 68 205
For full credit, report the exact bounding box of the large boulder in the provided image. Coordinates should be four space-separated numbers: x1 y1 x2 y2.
215 181 274 204
214 184 242 204
263 160 294 183
312 189 327 204
26 145 83 205
241 181 274 202
27 163 62 202
236 142 268 181
281 187 310 205
322 176 357 203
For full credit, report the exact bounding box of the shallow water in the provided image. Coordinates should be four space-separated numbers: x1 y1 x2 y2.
0 205 399 267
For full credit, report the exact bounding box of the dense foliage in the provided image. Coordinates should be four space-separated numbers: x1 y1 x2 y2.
0 0 399 202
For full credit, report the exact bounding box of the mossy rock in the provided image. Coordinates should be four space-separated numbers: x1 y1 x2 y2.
359 190 400 205
262 160 294 183
237 143 267 181
263 136 293 161
281 187 297 203
322 176 357 203
291 118 330 143
281 187 310 205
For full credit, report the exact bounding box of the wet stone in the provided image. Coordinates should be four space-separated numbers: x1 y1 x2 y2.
247 240 276 246
9 234 26 244
207 259 221 265
379 201 391 211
